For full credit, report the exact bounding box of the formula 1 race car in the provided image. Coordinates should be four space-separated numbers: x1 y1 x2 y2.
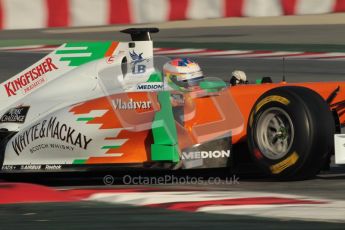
0 28 344 180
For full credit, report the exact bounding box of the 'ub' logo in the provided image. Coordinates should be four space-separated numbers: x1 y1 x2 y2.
133 64 146 74
130 51 146 74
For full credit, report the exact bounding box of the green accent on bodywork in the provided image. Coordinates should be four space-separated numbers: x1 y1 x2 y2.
55 42 112 66
151 91 180 163
0 39 90 47
203 88 219 93
256 79 263 84
77 117 94 122
147 71 163 82
73 159 88 164
101 145 120 149
151 144 179 162
200 80 226 92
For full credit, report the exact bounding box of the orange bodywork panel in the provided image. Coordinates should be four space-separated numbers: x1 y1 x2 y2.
68 82 345 164
228 82 345 143
70 92 159 164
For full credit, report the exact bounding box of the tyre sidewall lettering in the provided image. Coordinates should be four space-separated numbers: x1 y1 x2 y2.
248 92 310 176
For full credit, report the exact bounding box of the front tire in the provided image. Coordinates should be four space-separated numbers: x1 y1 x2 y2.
247 86 335 180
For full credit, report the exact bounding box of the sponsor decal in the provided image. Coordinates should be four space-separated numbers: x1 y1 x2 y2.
11 116 92 156
20 165 42 170
1 165 15 170
129 51 146 74
112 98 152 110
255 95 290 112
21 165 41 170
181 150 231 160
29 143 75 154
130 50 144 64
0 106 30 123
270 151 299 174
137 83 163 91
2 164 62 171
44 165 62 170
4 57 58 97
106 56 114 64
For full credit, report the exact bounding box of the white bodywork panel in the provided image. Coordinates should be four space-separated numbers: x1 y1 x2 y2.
334 134 345 164
0 38 159 168
0 40 154 131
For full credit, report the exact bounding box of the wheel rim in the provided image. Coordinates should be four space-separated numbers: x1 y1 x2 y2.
255 107 294 160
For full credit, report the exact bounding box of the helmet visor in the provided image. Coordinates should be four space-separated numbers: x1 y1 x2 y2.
170 75 204 88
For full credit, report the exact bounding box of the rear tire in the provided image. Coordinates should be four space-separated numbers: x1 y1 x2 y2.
247 86 335 180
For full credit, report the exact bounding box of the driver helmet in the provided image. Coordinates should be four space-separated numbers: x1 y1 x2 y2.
230 70 247 86
163 58 204 91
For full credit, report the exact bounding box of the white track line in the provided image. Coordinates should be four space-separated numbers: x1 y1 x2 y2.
154 48 207 55
201 202 345 223
224 51 303 58
85 190 345 223
2 46 345 61
180 50 252 56
283 52 345 59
